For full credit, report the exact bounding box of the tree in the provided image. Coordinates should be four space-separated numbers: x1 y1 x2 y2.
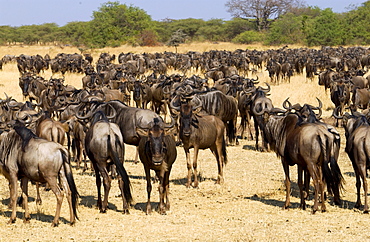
304 8 346 46
266 13 305 45
88 1 153 47
344 1 370 45
167 29 187 53
196 19 226 41
225 0 306 31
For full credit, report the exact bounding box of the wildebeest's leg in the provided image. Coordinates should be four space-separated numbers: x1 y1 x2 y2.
100 167 112 213
281 159 291 209
20 178 31 223
134 146 140 164
303 169 310 200
91 161 103 211
8 173 18 224
117 176 130 214
211 144 224 185
184 147 192 188
164 170 171 211
192 146 200 188
297 166 306 210
254 119 259 151
59 169 75 225
35 182 42 205
144 166 152 215
45 176 64 227
156 169 167 215
357 163 368 212
306 164 322 213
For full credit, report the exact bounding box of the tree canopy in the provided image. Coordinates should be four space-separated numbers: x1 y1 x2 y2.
0 1 369 47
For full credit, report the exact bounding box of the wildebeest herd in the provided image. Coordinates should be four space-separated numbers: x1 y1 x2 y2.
0 45 370 227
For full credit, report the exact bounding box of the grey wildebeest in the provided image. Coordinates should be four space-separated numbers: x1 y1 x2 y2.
170 96 227 188
261 110 344 213
0 121 79 226
336 111 370 212
244 83 273 151
84 111 132 213
76 99 163 163
137 117 177 215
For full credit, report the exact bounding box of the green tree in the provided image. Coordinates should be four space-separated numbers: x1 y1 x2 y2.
60 21 90 46
166 18 205 40
223 18 257 41
88 1 153 47
266 13 305 45
232 30 265 44
305 8 346 46
344 1 370 45
196 19 226 41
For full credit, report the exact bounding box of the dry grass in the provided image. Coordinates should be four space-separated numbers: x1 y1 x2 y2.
0 44 367 241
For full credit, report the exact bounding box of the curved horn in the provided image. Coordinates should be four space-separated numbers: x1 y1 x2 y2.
170 96 181 111
164 115 176 129
261 82 271 93
243 85 256 94
282 97 292 110
252 75 259 83
106 103 117 119
332 106 342 119
191 96 203 112
316 97 322 110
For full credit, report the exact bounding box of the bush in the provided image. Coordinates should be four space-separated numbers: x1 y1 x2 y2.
232 31 264 44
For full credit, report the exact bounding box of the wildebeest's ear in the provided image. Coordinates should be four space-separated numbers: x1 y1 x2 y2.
136 127 148 137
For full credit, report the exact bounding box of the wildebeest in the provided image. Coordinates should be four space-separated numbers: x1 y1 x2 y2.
245 83 273 151
133 80 152 109
261 110 344 213
170 97 227 188
193 90 238 146
0 121 79 226
330 79 350 126
84 111 132 213
137 117 177 214
337 111 370 212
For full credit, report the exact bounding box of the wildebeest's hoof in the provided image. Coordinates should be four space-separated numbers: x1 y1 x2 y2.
8 218 16 224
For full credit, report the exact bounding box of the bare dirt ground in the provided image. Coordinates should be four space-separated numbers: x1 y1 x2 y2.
0 44 370 241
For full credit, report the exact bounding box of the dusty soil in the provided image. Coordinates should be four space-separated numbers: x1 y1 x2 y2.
0 124 369 241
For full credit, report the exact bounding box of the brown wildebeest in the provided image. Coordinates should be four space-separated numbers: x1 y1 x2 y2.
137 117 177 215
84 111 132 214
337 111 370 213
261 110 344 213
0 121 79 226
33 111 69 205
170 96 227 188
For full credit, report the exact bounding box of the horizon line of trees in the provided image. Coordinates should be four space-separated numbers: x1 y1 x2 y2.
0 1 369 49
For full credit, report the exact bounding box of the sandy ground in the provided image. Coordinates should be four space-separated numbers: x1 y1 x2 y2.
0 122 370 241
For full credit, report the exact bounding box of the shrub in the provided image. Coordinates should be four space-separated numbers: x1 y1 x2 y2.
232 31 264 44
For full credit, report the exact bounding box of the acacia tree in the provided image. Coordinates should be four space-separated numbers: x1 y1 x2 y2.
225 0 306 31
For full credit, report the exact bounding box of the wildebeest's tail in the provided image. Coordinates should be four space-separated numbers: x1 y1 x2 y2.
322 134 344 204
61 149 79 220
222 136 228 165
227 120 237 145
107 134 132 204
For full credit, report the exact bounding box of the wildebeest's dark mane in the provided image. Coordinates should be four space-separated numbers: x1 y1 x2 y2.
90 111 108 126
13 125 38 152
